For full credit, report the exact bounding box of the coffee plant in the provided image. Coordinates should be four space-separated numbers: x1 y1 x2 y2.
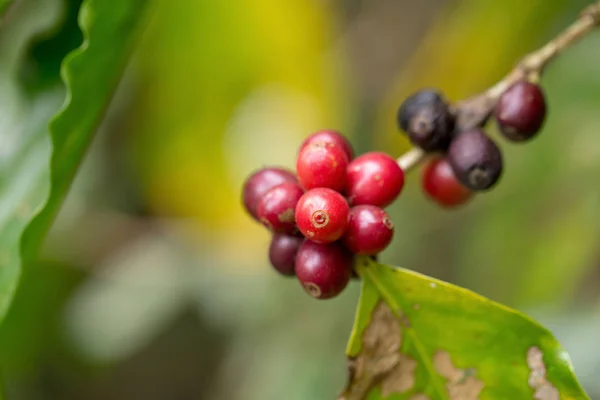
0 0 598 398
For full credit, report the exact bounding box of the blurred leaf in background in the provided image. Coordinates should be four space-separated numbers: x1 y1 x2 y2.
0 0 63 324
0 0 148 326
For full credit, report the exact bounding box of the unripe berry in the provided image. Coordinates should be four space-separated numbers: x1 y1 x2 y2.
257 182 304 234
242 167 297 220
494 81 546 142
343 205 394 255
346 152 405 208
269 233 303 276
296 142 348 192
295 188 349 244
422 157 473 208
295 240 353 299
397 89 455 151
447 129 503 191
300 130 354 161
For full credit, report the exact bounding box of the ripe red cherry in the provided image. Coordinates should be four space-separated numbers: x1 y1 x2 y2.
343 205 394 255
346 152 405 207
269 234 304 276
242 167 297 220
295 240 353 299
494 81 546 142
295 188 349 243
422 157 473 208
296 142 348 192
299 130 354 161
257 182 304 234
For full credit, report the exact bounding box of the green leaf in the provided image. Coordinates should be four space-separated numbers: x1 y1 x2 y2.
0 0 149 323
341 258 589 400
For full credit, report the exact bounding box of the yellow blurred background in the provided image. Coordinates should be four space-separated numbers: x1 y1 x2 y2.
2 0 600 398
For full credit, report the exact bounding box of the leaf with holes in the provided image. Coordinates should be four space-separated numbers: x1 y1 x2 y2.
340 259 589 400
0 0 149 324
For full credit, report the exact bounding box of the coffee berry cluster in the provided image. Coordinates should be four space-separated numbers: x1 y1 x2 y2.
242 80 546 299
242 130 402 299
403 80 546 206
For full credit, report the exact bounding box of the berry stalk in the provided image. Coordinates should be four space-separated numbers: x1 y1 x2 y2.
397 0 600 174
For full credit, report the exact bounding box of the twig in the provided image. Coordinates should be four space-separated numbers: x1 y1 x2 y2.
396 147 426 171
397 0 600 173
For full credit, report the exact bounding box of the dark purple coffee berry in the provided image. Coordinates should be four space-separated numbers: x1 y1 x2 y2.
343 205 394 255
295 188 350 244
257 182 304 234
494 81 546 142
397 89 455 151
296 141 348 192
447 129 503 191
269 233 303 276
295 240 353 299
243 167 297 220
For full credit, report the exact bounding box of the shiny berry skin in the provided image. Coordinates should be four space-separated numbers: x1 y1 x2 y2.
447 129 503 191
346 152 405 207
397 89 455 151
257 182 304 234
296 142 348 192
295 241 353 299
242 167 297 220
343 205 394 255
300 130 354 161
422 157 473 207
269 233 303 276
295 188 350 243
494 81 546 142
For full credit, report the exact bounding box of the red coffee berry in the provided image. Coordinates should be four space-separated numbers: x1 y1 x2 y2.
295 188 349 244
494 81 546 142
269 233 304 276
295 240 353 299
242 167 297 220
346 152 405 207
257 182 304 234
422 157 473 208
299 129 354 161
447 129 503 191
343 205 394 256
296 142 348 192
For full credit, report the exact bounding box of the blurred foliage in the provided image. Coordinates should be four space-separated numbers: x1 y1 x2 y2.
19 0 83 93
0 0 63 326
0 0 12 18
0 0 148 329
0 0 599 399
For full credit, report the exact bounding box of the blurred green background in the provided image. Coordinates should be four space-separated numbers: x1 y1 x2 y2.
1 0 600 398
